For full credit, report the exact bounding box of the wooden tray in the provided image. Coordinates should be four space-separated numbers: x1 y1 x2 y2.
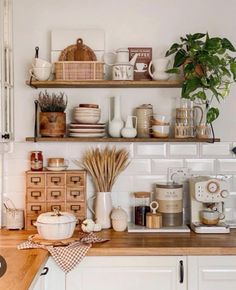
28 234 79 246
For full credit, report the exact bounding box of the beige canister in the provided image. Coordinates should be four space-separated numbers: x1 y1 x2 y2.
136 104 153 137
155 183 183 227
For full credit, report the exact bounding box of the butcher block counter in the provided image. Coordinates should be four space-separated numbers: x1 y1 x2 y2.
1 229 236 290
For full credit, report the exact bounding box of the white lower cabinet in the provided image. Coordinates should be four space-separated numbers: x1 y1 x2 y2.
66 256 187 290
188 256 236 290
30 257 66 290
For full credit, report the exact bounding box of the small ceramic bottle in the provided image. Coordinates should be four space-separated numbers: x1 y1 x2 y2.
121 116 137 138
108 96 124 137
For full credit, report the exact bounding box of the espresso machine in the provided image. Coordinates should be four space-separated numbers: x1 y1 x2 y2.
189 176 230 233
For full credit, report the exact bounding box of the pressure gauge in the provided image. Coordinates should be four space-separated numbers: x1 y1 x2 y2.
207 181 219 194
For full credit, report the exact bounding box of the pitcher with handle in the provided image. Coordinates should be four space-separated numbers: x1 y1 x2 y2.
148 58 170 80
121 116 137 138
88 192 113 229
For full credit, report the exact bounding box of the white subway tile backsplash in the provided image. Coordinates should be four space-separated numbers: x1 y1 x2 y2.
112 176 134 191
185 159 215 174
217 159 236 174
133 175 167 192
201 142 232 157
169 143 198 157
134 144 166 157
151 159 184 174
122 159 151 175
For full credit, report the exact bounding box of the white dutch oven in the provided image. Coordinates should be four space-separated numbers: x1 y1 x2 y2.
34 211 77 240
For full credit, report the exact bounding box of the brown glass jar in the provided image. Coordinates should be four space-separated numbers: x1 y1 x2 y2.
133 192 151 226
155 183 183 227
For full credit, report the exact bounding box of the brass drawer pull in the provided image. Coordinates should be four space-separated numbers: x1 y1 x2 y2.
51 177 61 184
51 191 61 198
70 176 80 184
70 191 80 197
70 205 81 212
31 177 41 185
31 205 41 212
31 191 41 198
51 205 61 211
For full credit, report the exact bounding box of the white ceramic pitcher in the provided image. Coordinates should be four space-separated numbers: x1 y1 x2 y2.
148 58 170 80
88 192 113 229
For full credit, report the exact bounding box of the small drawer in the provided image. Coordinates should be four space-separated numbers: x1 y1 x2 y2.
66 187 85 202
66 202 85 216
46 202 65 212
47 173 65 187
26 188 45 202
27 174 45 187
25 216 38 230
66 173 85 187
26 203 46 215
46 188 65 201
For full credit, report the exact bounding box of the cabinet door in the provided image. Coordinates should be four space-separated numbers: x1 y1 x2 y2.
67 256 187 290
188 256 236 290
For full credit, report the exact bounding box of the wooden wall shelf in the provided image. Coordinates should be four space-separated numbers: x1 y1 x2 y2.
26 79 183 89
25 137 220 143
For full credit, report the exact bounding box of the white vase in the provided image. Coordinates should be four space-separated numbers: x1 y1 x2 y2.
88 192 113 229
108 96 124 137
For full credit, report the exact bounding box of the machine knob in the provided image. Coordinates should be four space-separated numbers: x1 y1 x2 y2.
220 190 229 198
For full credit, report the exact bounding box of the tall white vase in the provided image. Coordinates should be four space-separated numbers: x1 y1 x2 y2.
108 96 124 137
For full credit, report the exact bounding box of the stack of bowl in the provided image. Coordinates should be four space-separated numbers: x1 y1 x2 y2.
69 104 106 137
151 114 170 138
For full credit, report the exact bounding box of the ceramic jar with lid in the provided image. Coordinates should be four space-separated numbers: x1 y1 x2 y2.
111 206 128 231
136 104 153 137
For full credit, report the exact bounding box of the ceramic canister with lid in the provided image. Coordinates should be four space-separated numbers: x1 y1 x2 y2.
155 183 183 227
136 104 153 138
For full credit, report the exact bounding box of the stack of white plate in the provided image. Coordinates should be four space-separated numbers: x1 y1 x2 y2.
74 107 101 124
69 123 106 137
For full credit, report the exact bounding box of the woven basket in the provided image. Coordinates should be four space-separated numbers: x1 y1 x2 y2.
54 61 104 81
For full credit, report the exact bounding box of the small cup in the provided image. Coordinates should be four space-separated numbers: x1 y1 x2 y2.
151 125 170 138
201 210 223 225
136 62 147 72
196 123 211 139
29 67 51 81
47 158 68 168
32 58 52 68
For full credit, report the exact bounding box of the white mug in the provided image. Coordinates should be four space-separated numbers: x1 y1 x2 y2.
29 67 51 81
148 58 170 80
32 57 52 68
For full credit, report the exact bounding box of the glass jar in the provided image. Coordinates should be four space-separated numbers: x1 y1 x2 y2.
133 191 151 226
31 151 43 171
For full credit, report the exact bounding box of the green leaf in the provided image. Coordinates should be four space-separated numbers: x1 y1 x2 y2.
173 49 187 67
196 91 207 100
221 66 231 78
165 68 180 74
230 61 236 80
165 43 182 57
182 77 201 98
205 38 222 51
207 107 219 123
192 33 206 40
222 38 236 52
183 62 195 76
210 87 220 102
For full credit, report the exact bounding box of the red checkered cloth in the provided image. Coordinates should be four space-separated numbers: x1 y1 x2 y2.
18 232 109 273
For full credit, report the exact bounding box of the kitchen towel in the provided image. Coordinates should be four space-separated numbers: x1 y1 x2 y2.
18 232 109 273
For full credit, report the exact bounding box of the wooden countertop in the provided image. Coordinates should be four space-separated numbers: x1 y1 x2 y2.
1 229 236 290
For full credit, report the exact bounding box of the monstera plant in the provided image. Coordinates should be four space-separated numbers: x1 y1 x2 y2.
166 32 236 123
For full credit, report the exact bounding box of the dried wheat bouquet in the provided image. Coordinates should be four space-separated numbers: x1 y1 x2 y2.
81 146 130 192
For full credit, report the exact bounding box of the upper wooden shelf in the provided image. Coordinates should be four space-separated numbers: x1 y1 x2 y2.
25 137 220 143
26 79 183 89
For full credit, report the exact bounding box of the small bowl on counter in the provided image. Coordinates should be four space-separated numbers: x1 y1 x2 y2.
34 210 77 240
151 125 170 138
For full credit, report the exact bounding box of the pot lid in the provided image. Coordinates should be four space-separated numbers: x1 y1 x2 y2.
156 182 183 189
37 211 76 224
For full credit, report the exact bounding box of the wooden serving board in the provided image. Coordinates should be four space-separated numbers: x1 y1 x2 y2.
28 234 79 246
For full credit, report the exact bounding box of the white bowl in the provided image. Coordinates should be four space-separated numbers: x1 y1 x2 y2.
152 125 170 138
152 114 170 125
74 115 101 124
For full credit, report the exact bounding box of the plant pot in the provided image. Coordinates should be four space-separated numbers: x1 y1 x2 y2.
39 112 66 137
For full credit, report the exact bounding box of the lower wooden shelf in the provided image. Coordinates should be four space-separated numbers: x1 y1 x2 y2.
25 137 220 143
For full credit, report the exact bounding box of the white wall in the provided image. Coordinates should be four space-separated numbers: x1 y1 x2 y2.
2 0 236 223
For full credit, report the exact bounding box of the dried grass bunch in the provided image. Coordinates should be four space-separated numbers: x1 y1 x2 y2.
82 147 130 192
38 90 68 112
